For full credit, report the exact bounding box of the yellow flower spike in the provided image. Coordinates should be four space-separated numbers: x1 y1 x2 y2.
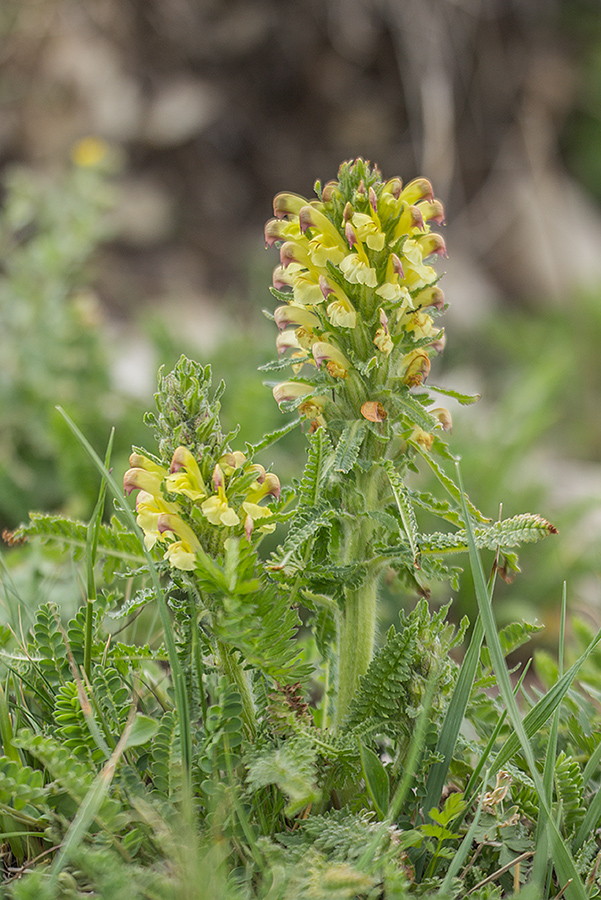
402 349 431 387
164 446 207 501
312 341 351 378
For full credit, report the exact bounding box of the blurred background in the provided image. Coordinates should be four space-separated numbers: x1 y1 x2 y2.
2 0 601 644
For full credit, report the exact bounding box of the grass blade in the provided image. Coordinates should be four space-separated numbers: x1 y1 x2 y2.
456 460 587 900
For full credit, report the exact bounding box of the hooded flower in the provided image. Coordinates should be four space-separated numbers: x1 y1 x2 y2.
201 465 240 527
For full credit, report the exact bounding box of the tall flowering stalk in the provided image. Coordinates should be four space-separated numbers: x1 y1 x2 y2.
264 159 554 726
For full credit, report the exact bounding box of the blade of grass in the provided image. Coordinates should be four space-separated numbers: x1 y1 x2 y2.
56 406 192 795
48 711 135 886
533 584 566 886
456 461 587 900
489 622 601 778
463 660 532 806
423 615 483 817
84 429 114 680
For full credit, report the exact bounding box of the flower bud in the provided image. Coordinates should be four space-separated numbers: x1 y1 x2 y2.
322 181 341 202
212 464 224 491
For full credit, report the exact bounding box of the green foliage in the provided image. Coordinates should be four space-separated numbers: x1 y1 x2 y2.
0 156 147 528
4 156 601 899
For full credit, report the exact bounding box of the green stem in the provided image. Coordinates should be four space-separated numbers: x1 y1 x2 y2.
335 577 379 728
217 640 257 739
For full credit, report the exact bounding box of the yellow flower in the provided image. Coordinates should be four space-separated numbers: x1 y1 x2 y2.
201 466 240 527
351 212 385 251
339 252 377 287
165 541 198 571
327 296 356 328
242 501 276 537
312 341 351 378
71 136 110 168
201 495 240 527
410 427 434 451
164 446 206 501
402 349 431 387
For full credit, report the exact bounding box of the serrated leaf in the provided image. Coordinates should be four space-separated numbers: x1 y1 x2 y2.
333 421 367 473
246 418 301 456
385 461 419 566
427 384 481 405
411 446 490 523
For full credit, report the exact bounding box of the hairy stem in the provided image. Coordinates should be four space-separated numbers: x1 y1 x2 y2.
335 576 379 729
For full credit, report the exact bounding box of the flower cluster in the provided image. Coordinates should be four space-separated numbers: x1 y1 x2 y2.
266 159 451 449
124 446 280 571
